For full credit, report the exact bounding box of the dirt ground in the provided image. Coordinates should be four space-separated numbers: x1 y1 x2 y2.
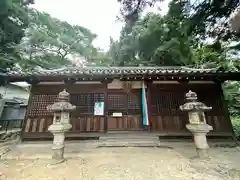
0 146 240 180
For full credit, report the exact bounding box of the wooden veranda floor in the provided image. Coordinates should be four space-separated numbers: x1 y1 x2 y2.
21 131 234 141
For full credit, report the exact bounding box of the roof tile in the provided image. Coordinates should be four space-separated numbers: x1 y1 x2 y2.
6 66 240 77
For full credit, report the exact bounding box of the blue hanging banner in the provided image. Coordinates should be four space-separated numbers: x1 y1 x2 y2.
141 81 149 126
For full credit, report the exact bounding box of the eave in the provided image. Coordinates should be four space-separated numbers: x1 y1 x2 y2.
4 66 240 84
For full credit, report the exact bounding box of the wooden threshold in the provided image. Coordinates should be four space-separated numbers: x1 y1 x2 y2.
21 131 233 141
22 132 104 140
152 131 233 137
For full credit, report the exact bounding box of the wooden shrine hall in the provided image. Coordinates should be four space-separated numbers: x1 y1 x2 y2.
4 66 240 140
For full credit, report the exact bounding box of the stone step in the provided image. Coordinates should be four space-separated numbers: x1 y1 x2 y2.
98 140 161 147
100 134 159 140
100 137 159 141
99 133 160 147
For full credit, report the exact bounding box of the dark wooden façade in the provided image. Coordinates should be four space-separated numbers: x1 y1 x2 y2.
21 82 232 139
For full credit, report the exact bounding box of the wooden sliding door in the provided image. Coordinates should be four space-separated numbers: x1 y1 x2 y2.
107 90 142 130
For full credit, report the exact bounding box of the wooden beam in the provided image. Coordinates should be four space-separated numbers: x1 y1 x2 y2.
177 77 189 84
100 79 113 84
102 81 110 133
20 86 34 141
26 76 40 85
64 78 76 85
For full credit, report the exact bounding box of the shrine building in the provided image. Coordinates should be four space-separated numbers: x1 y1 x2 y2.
4 66 240 140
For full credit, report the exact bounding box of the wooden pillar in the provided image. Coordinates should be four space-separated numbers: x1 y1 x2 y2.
218 83 234 136
101 79 112 133
20 85 33 141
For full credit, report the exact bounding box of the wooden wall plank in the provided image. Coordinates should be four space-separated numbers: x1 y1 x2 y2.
108 116 115 129
173 116 180 130
46 118 52 131
93 117 98 131
86 117 91 132
80 117 85 132
38 118 45 132
151 117 157 130
107 115 141 130
124 116 128 129
24 118 31 132
157 116 163 130
134 115 139 129
100 117 104 132
31 119 38 132
119 117 123 129
150 114 232 134
72 117 77 132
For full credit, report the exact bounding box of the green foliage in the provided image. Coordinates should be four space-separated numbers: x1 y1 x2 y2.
224 82 240 116
111 1 196 66
118 0 240 42
192 43 228 68
115 0 240 118
89 49 113 66
0 2 109 70
187 0 240 42
231 116 240 140
115 0 240 67
16 9 99 69
117 0 160 23
0 0 32 68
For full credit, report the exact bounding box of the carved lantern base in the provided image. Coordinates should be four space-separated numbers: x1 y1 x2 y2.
186 124 213 158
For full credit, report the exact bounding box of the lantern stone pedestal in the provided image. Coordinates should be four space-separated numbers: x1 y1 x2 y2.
48 123 66 163
47 89 76 164
186 124 213 158
180 90 213 158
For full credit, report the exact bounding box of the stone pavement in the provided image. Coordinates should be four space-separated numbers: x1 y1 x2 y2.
0 139 238 160
0 143 240 180
1 140 99 160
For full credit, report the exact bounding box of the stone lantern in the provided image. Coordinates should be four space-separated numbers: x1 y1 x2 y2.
47 89 76 163
180 90 213 158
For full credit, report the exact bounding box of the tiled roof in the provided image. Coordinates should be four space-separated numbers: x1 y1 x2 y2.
7 66 239 77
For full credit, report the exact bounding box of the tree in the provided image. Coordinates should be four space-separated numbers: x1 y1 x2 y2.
118 0 240 42
0 0 34 69
117 0 240 138
112 1 196 66
17 9 100 69
117 0 161 23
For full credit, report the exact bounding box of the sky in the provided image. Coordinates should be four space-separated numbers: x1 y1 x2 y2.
32 0 170 51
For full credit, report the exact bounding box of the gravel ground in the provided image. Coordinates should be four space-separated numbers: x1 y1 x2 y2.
0 147 239 180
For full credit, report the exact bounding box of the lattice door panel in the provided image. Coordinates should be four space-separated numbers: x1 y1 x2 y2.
197 91 223 116
108 94 127 115
70 93 104 115
108 91 141 115
151 91 185 116
28 95 58 116
127 91 141 114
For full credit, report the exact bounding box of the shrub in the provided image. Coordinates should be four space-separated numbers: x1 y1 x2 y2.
231 116 240 141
